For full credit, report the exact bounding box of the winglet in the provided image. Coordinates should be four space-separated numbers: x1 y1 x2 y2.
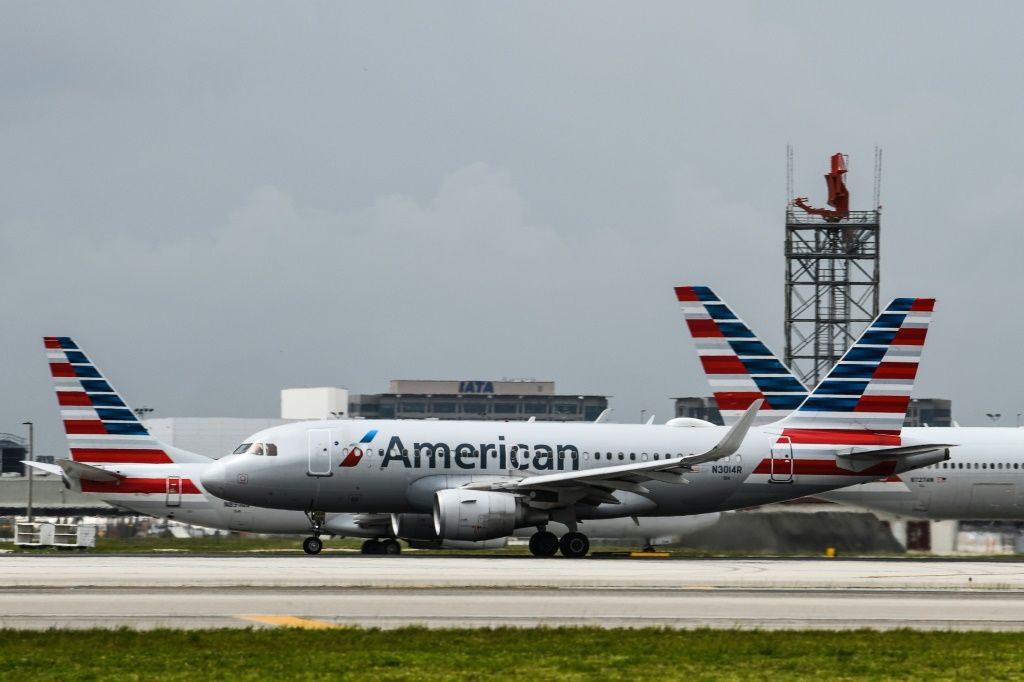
682 398 762 466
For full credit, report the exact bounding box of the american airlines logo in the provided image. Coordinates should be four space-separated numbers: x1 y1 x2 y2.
363 434 581 471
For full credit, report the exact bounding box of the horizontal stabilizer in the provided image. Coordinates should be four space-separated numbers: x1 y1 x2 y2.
58 458 126 482
21 460 64 477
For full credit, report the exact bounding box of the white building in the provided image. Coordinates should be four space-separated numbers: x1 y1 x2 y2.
281 387 349 420
144 418 294 459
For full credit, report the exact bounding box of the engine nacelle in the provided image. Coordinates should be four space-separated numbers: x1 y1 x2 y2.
391 513 438 540
433 488 547 541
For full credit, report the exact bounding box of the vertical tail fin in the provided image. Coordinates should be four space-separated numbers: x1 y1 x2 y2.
675 286 808 425
45 337 206 464
774 298 934 442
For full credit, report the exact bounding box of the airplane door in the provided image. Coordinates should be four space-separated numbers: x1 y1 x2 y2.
166 475 182 507
307 429 333 477
770 436 794 483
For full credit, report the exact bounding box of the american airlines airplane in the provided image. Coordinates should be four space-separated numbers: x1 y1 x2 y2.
675 286 1024 520
197 294 951 557
35 336 720 554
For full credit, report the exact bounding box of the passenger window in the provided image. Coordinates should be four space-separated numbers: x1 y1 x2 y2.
641 453 648 462
618 453 624 461
630 453 636 461
265 443 278 457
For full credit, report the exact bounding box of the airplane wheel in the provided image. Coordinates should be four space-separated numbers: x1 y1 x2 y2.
529 531 559 557
559 532 589 558
303 536 323 555
380 539 402 556
361 539 381 555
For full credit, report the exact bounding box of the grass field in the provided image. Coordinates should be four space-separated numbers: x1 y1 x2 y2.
1 628 1023 681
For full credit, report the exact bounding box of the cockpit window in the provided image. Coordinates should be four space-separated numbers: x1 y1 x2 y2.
265 443 278 457
233 443 252 454
248 443 265 456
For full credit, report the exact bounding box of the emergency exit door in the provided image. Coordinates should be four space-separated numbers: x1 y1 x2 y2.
166 475 182 507
770 436 794 483
308 429 333 476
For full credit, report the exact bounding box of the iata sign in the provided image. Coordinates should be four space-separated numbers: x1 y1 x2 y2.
459 381 495 394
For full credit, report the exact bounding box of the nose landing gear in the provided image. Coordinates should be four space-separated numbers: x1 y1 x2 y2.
303 510 326 555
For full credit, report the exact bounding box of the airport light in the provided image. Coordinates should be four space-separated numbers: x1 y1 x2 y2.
21 421 33 522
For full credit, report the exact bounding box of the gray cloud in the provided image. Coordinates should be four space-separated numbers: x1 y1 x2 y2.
3 2 1024 456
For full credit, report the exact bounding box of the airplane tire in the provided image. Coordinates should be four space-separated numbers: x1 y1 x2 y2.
380 539 402 555
559 532 589 558
303 536 323 555
361 539 381 555
528 531 559 557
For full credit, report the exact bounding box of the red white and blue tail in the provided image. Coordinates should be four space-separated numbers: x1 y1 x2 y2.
774 298 934 442
675 286 807 426
45 337 207 465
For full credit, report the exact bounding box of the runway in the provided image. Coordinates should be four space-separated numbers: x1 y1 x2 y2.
3 555 1024 630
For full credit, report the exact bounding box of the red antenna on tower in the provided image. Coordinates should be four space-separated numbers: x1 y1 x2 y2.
793 153 849 222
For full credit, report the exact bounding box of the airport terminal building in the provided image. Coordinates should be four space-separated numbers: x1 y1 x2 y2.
349 380 608 422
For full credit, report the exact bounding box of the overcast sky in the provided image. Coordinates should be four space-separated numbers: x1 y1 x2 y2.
3 3 1024 456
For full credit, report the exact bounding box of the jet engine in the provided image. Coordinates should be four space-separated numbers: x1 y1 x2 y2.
391 513 438 540
433 488 547 541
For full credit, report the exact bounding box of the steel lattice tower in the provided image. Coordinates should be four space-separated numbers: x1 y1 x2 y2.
784 150 881 388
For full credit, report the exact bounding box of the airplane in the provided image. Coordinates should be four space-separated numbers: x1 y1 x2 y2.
198 294 952 557
675 285 1024 520
35 336 720 554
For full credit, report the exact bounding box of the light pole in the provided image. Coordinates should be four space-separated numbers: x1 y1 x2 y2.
640 409 647 424
21 421 33 522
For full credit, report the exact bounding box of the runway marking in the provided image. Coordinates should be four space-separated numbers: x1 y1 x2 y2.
238 615 342 629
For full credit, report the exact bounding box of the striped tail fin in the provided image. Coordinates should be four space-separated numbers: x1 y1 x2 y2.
675 286 808 425
774 297 934 443
45 337 207 464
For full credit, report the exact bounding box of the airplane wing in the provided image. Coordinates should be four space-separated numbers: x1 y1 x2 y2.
477 400 762 497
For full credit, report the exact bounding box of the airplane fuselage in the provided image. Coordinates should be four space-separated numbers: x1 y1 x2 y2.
202 418 933 518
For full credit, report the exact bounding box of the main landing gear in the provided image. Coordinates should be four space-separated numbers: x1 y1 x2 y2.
303 536 323 555
529 530 590 558
361 539 402 555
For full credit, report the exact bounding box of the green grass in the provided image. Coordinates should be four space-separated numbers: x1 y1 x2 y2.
1 628 1023 681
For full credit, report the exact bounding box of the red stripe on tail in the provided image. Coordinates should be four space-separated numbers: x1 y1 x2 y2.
57 391 93 406
855 395 910 413
686 319 723 338
64 420 107 435
873 362 918 380
70 448 172 464
700 356 747 374
81 478 201 494
753 458 897 477
50 362 76 378
674 286 700 301
780 429 901 446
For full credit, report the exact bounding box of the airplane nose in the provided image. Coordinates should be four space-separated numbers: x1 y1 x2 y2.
200 460 227 497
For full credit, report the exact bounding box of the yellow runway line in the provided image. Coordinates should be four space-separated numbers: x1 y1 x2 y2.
239 615 342 629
